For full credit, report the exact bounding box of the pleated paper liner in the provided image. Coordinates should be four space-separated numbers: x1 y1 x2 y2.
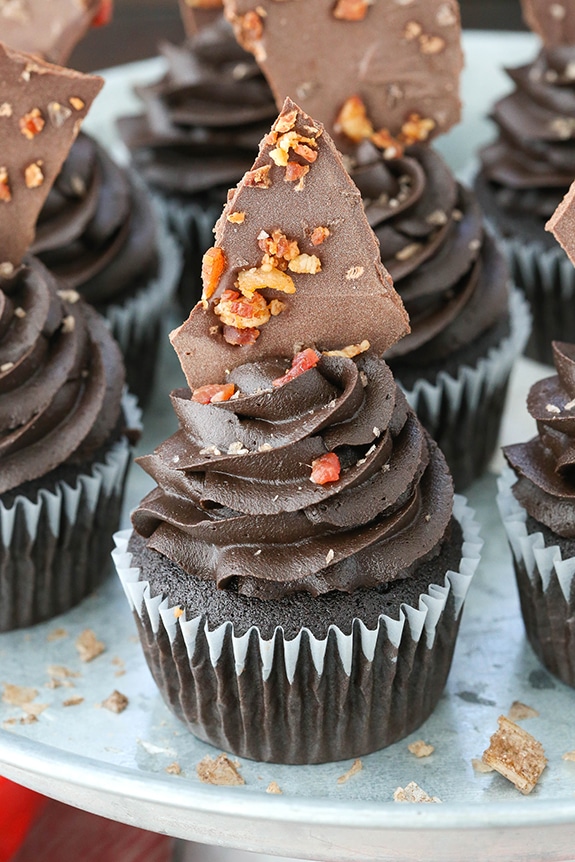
0 393 141 633
497 468 575 689
113 496 482 764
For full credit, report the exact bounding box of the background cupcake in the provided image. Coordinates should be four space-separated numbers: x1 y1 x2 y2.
0 43 140 632
2 7 181 408
117 7 276 314
475 0 575 366
222 0 531 490
114 100 481 765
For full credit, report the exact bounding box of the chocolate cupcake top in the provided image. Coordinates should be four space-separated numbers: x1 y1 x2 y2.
133 351 453 599
353 142 510 367
31 132 160 307
116 18 277 197
504 341 575 537
479 45 575 232
0 257 125 495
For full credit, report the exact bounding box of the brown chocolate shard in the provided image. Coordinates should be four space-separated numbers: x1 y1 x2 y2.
223 0 463 147
179 0 223 36
522 0 575 47
0 42 103 269
546 179 575 265
170 99 409 389
1 0 106 65
482 715 547 795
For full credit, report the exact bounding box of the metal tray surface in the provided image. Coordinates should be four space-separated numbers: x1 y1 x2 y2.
1 30 575 862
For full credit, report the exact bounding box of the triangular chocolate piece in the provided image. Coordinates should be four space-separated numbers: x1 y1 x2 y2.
546 179 575 265
522 0 575 47
0 0 106 65
179 0 223 36
171 98 409 390
223 0 463 146
0 42 103 269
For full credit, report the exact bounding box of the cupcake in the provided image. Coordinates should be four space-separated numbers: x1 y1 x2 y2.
2 7 180 408
116 12 276 314
222 0 531 489
474 0 575 366
0 43 139 631
113 100 481 764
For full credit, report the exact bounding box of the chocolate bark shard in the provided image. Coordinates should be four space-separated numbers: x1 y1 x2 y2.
179 0 224 36
170 98 410 390
0 42 103 269
522 0 575 47
546 179 575 265
223 0 463 147
0 0 106 65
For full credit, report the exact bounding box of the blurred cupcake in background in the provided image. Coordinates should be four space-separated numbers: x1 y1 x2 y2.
117 0 276 314
222 0 531 490
3 2 181 407
0 43 140 632
475 0 575 366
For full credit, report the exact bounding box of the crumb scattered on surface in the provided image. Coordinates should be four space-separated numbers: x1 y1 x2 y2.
166 762 182 775
75 629 105 662
63 696 84 707
563 751 575 762
482 715 547 795
266 781 282 794
46 665 79 689
393 781 442 803
22 702 48 717
46 628 68 642
507 701 539 721
196 753 245 786
408 740 435 758
337 758 363 784
111 657 126 678
20 714 38 725
472 757 494 774
2 684 38 707
101 690 129 714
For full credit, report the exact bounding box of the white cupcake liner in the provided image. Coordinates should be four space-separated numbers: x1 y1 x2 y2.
112 495 482 763
501 236 573 367
401 287 532 489
497 467 575 687
0 393 141 632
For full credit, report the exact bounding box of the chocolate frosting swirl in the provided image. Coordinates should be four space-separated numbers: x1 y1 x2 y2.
132 352 454 600
0 257 125 495
31 133 160 307
116 19 277 197
350 143 510 366
504 341 575 537
479 47 575 235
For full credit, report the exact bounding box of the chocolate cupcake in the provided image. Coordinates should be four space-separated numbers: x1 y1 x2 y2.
222 0 530 489
0 43 140 631
117 15 276 313
31 132 180 407
474 0 575 366
498 340 575 688
113 100 481 764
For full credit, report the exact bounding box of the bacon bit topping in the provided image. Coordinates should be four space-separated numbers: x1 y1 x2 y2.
311 226 330 246
24 161 44 189
215 289 271 329
19 108 45 140
404 20 423 39
0 103 12 118
0 167 11 202
258 229 300 266
91 0 113 27
335 96 435 152
333 0 371 21
227 211 246 224
192 383 236 404
69 97 86 111
285 161 310 184
400 113 436 144
288 253 322 274
324 340 370 358
274 108 298 134
269 130 318 166
419 34 446 54
235 9 265 52
334 95 373 143
223 325 260 346
201 246 226 303
310 452 341 485
269 299 286 316
273 348 320 387
244 165 272 188
371 127 404 159
237 266 296 297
